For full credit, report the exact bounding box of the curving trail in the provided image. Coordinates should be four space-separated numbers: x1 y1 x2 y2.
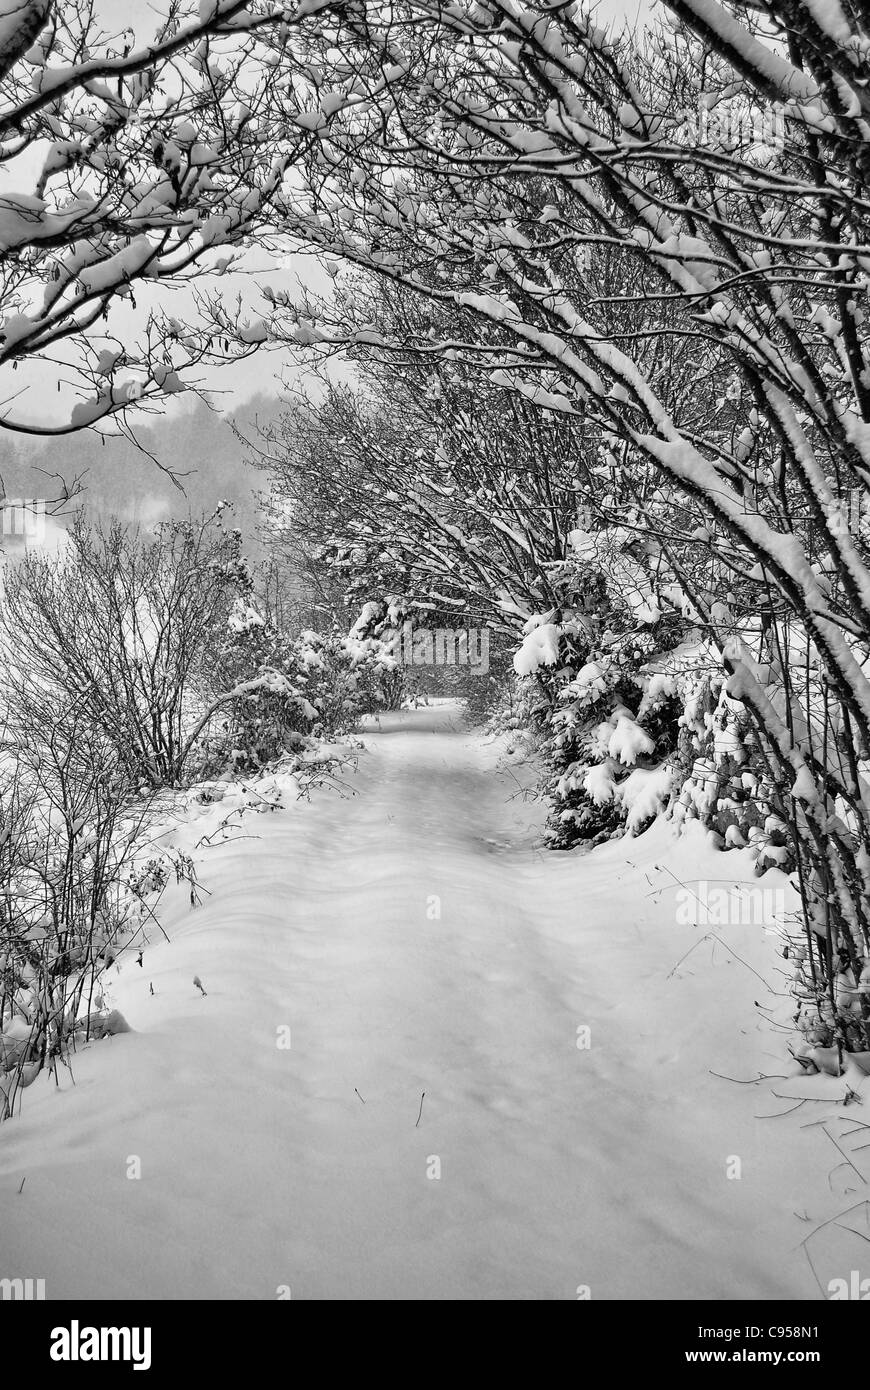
0 705 822 1299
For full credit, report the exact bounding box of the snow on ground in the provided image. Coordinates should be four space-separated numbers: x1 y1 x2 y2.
1 702 867 1300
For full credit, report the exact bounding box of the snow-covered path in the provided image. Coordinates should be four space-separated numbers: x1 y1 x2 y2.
0 705 846 1299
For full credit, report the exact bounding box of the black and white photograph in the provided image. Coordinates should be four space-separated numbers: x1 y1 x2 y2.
0 0 868 1343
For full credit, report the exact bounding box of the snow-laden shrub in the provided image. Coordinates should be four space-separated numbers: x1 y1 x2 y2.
301 627 403 732
539 632 685 849
510 525 801 876
197 604 401 776
510 531 688 849
196 600 317 775
667 652 794 874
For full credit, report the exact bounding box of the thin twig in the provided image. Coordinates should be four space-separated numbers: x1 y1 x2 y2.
757 1098 807 1118
709 1069 788 1084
